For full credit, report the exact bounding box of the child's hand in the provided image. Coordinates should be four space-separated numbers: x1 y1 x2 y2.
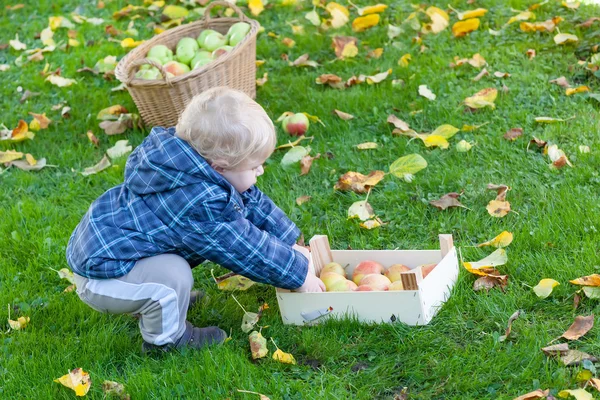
295 271 326 293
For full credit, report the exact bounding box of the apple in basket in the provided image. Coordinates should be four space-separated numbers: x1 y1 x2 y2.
176 37 200 65
203 32 227 52
281 113 310 136
146 44 173 65
227 22 251 46
191 51 213 70
139 56 163 70
212 45 233 59
164 61 191 77
135 67 160 80
197 29 219 48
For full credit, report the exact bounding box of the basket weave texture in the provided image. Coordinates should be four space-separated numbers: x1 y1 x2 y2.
115 1 259 128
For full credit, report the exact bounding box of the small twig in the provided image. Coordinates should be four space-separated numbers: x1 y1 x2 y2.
231 294 249 315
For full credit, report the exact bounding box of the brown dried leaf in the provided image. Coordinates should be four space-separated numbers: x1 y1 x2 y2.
473 274 508 291
315 74 345 89
561 350 598 366
513 389 550 400
472 68 489 82
570 274 600 286
86 131 99 147
296 196 311 205
561 315 594 340
289 53 319 67
429 192 467 210
333 109 354 120
7 157 47 171
550 76 570 88
578 17 600 28
487 184 510 201
300 153 320 176
499 310 521 342
334 170 385 194
19 90 40 103
541 343 569 356
331 36 358 59
529 137 547 150
526 49 536 59
387 114 411 131
504 128 523 141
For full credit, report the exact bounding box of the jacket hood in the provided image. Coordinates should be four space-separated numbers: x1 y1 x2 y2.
124 127 232 196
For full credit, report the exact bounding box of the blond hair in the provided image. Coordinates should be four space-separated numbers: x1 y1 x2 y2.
175 87 276 170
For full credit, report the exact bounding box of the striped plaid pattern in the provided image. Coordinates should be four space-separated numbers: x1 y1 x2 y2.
66 127 308 290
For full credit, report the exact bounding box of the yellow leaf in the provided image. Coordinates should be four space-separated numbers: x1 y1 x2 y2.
452 18 480 37
425 6 449 22
535 116 575 123
461 122 490 131
533 278 560 298
464 88 498 109
368 48 383 58
341 42 358 58
163 5 189 19
326 8 349 29
360 219 382 229
469 53 487 68
281 37 295 47
356 142 377 150
583 287 600 299
8 316 30 330
364 68 391 84
507 11 535 25
463 248 508 275
40 27 55 46
566 86 590 96
431 124 459 139
248 0 264 16
25 154 37 166
418 84 436 100
272 348 297 364
121 38 143 48
424 6 449 34
352 14 379 32
249 331 268 359
478 231 513 248
460 8 488 20
421 135 449 149
217 275 255 291
54 368 91 396
570 274 600 287
356 4 387 16
398 53 411 67
562 1 581 9
486 200 511 217
558 389 593 400
389 154 427 182
29 112 51 130
46 75 77 87
554 33 578 45
305 9 321 26
256 72 268 86
348 200 374 221
326 2 349 16
0 150 24 163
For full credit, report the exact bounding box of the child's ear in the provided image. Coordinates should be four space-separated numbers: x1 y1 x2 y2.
210 160 227 173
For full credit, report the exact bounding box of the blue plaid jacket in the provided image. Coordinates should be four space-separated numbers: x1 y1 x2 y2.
66 127 308 290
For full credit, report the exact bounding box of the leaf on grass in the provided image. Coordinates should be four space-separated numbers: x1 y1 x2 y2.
0 150 24 163
360 218 384 230
478 231 513 248
562 0 581 9
7 158 47 171
504 128 523 141
418 85 436 100
8 120 34 142
456 140 473 152
46 75 77 87
333 109 354 120
547 144 572 169
29 113 51 131
106 140 132 159
87 131 99 147
242 312 260 333
352 14 379 32
300 153 320 175
451 53 487 68
462 122 490 132
249 331 268 359
315 74 345 89
387 114 411 132
296 196 311 205
561 315 594 340
334 170 385 193
281 146 310 167
355 3 387 16
535 116 575 124
305 9 320 26
8 316 30 330
579 17 600 28
81 155 111 176
566 86 590 96
451 7 488 20
429 192 467 210
579 145 590 154
473 272 508 291
102 380 129 399
97 105 128 120
499 310 521 342
486 184 511 217
53 267 75 284
424 6 449 34
54 368 91 397
550 76 571 88
520 17 563 32
526 49 536 59
9 34 26 50
472 68 489 82
570 275 600 287
562 350 598 366
332 36 358 59
99 114 137 135
289 54 319 68
271 338 296 364
533 279 560 298
217 275 255 291
554 33 578 45
558 389 593 400
367 48 383 59
513 389 550 400
361 69 392 84
348 200 374 221
356 142 377 150
464 88 498 109
463 248 508 276
389 154 427 183
452 18 480 37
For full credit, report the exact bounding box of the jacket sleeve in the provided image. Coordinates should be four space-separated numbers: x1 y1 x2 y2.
241 186 301 246
179 200 309 290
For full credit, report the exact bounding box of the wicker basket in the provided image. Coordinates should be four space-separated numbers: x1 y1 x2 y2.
115 1 259 128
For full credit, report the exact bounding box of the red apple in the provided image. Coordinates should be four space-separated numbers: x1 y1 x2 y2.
355 285 375 291
163 61 190 77
352 260 384 285
384 264 411 283
282 113 310 136
358 274 391 291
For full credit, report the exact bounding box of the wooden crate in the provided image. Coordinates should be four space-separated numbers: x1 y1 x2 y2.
276 234 458 326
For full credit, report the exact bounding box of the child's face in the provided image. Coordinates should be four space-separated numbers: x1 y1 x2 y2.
216 158 266 193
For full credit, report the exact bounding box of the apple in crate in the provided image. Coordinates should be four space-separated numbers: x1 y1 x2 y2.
420 263 437 278
227 22 251 46
320 262 345 277
176 37 200 65
212 45 233 59
388 281 404 291
164 61 190 77
351 260 384 285
203 32 227 52
321 272 355 292
384 264 411 283
147 44 173 65
197 29 219 48
355 285 375 291
358 274 391 291
282 113 310 136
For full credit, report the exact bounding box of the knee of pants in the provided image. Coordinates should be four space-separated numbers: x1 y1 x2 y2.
161 254 194 293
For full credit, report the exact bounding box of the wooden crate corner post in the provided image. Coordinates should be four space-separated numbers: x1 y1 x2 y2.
439 234 454 258
308 235 334 276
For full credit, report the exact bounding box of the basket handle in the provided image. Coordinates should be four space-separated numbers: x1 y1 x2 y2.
203 1 248 24
125 58 172 85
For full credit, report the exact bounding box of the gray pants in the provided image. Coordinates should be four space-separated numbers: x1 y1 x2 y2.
73 254 193 346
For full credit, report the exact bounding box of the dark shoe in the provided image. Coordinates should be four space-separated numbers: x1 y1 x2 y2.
141 321 227 354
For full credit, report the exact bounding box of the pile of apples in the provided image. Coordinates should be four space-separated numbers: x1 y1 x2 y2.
319 260 437 292
135 22 251 80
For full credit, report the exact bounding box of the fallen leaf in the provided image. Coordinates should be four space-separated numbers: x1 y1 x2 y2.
332 36 358 59
554 33 578 45
452 18 480 37
102 380 129 399
535 116 575 123
418 85 436 100
387 115 411 131
570 275 600 287
281 146 310 167
333 109 354 120
334 170 385 193
561 350 598 366
533 279 560 298
354 3 387 16
389 154 427 183
547 144 572 168
578 17 600 28
561 315 594 340
494 71 511 78
106 140 132 159
9 34 26 50
9 120 34 142
356 142 377 150
249 331 268 359
558 389 592 400
0 150 24 163
473 273 508 291
542 343 570 356
300 153 320 175
472 68 489 82
360 218 383 229
582 287 600 299
81 155 111 176
462 122 490 131
237 389 271 400
398 53 411 67
464 88 498 109
550 76 571 88
478 231 513 248
305 9 320 26
504 128 523 141
424 6 449 34
507 11 534 25
352 14 379 32
315 74 344 89
29 113 51 130
450 7 488 20
281 37 295 48
566 86 590 96
217 274 255 291
46 75 77 87
271 341 296 364
562 0 581 9
7 158 47 171
520 17 563 32
362 69 392 84
429 192 467 210
456 140 473 152
579 145 590 154
463 248 508 276
513 389 550 400
526 49 536 59
8 315 30 330
499 310 521 342
289 54 318 68
348 200 375 221
296 196 311 205
54 368 91 396
367 48 383 58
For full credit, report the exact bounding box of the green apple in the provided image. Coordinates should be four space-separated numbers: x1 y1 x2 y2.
135 67 160 80
282 113 310 136
203 32 227 52
163 60 190 77
176 37 199 52
197 29 219 48
140 56 163 70
227 22 251 46
146 44 173 65
176 46 196 66
192 57 213 70
191 51 213 69
212 45 233 59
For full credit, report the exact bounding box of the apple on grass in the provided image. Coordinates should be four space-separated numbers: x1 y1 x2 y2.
163 61 190 77
351 260 384 285
384 264 411 283
146 44 173 65
282 113 310 136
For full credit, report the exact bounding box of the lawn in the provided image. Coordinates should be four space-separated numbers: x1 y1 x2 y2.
1 0 600 398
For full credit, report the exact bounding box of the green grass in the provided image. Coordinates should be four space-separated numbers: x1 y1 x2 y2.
2 0 600 398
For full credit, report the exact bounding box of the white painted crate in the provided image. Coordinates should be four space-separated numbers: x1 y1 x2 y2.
276 234 459 326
